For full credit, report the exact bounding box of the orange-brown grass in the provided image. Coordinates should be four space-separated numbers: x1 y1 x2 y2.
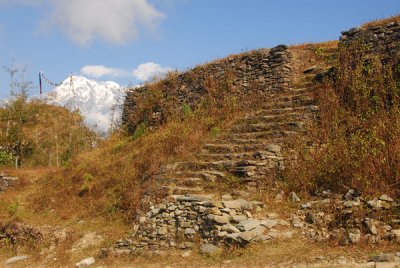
29 76 256 222
284 39 400 198
362 14 400 28
290 40 338 51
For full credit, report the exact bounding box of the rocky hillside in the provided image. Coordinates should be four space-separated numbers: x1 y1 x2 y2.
0 16 399 268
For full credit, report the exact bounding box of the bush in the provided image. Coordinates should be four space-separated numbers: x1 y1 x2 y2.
0 150 13 166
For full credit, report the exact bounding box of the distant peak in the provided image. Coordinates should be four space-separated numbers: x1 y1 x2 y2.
44 76 126 135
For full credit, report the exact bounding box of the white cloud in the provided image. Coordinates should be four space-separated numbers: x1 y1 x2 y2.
80 62 172 81
132 62 172 81
80 65 127 78
44 0 165 45
1 0 165 45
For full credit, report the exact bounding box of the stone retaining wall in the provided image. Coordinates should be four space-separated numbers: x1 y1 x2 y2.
114 195 289 253
340 21 400 63
122 45 293 131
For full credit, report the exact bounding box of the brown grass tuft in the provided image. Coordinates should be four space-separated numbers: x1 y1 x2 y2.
362 14 400 28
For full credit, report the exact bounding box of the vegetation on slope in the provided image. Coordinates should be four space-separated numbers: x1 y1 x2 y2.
30 73 264 222
0 95 97 168
285 37 400 197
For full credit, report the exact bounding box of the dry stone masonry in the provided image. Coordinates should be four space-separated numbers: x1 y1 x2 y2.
113 191 400 255
122 45 293 130
290 189 400 245
340 21 400 63
114 19 400 257
113 194 292 254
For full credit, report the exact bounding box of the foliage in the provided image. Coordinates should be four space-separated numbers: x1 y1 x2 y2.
132 122 147 140
209 126 221 137
0 98 97 168
0 150 12 165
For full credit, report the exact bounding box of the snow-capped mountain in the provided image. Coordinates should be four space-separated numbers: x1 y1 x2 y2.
45 76 126 135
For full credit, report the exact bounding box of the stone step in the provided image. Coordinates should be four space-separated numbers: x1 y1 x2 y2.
255 105 319 117
168 160 236 172
259 95 317 110
198 151 284 162
167 159 280 173
203 143 270 154
160 176 205 188
267 91 315 102
230 121 306 134
163 170 228 181
212 136 288 145
202 143 282 154
235 112 315 125
231 130 305 140
159 185 204 195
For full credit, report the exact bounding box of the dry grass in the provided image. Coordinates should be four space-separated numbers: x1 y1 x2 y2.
15 236 399 267
28 91 251 223
284 38 400 198
290 40 338 51
362 14 400 28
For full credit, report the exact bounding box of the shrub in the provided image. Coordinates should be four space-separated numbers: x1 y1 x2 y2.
0 150 13 166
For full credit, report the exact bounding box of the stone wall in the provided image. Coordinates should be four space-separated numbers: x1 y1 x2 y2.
122 45 293 131
340 21 400 63
113 194 286 253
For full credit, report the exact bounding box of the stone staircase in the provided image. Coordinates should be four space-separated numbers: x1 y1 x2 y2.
156 85 319 196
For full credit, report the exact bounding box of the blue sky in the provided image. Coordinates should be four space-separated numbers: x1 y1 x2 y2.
0 0 399 99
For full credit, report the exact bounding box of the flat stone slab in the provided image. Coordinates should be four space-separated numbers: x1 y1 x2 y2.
261 219 278 229
222 200 242 209
176 195 211 202
221 224 240 233
213 215 230 224
232 215 248 223
237 219 261 231
238 226 266 242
